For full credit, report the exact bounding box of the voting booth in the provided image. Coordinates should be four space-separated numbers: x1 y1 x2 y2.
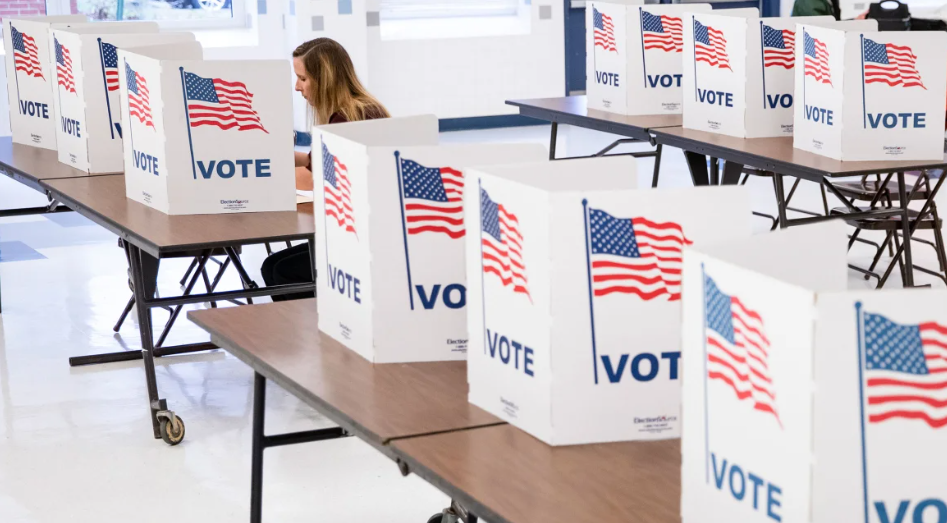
117 48 294 215
313 115 546 363
681 222 947 522
793 26 947 160
465 157 753 445
51 29 196 173
3 15 89 150
586 1 712 115
681 15 843 138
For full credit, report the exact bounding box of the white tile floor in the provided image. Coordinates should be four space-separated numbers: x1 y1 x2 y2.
0 125 944 523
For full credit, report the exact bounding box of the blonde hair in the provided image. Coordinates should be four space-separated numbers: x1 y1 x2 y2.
293 38 390 125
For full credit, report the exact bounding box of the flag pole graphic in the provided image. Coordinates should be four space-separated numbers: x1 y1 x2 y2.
478 179 489 355
639 8 648 89
759 21 767 110
11 23 23 115
860 34 867 129
702 263 710 484
803 32 807 113
98 39 115 140
179 67 198 180
854 301 870 523
125 60 136 156
394 151 416 311
582 199 600 385
692 16 699 102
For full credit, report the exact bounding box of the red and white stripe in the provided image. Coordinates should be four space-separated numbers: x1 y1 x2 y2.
106 69 120 91
865 43 925 89
595 12 617 52
405 167 465 239
128 72 154 129
324 155 355 235
707 297 781 426
482 204 530 299
591 218 692 301
696 26 730 70
188 78 267 133
763 29 795 69
13 33 43 79
805 38 832 85
643 16 683 53
867 322 947 428
57 46 76 94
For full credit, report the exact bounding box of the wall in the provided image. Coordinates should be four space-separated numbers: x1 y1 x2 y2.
0 0 77 18
295 0 566 120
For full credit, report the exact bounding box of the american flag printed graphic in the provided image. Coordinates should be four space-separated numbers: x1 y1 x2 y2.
593 7 617 53
705 274 781 426
11 26 43 79
323 143 356 236
399 157 465 239
481 188 530 299
183 71 267 133
804 31 832 85
587 208 692 301
762 25 795 69
125 63 154 129
54 38 76 94
863 311 947 429
863 38 925 89
694 19 731 70
642 11 683 53
100 41 120 91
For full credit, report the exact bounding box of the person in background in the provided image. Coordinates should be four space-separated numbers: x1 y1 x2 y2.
791 0 837 17
262 38 389 301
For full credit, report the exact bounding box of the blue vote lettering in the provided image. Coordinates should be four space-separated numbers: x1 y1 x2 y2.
18 100 49 119
804 105 833 125
867 113 926 129
197 159 272 179
712 453 782 522
486 329 534 377
647 74 682 88
328 263 361 303
595 71 620 87
132 149 159 176
61 117 81 137
697 89 733 107
876 499 947 523
415 284 466 310
765 94 793 109
600 351 680 383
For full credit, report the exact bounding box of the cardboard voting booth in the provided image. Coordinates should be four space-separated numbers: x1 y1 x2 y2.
586 1 712 115
681 222 947 522
51 29 197 173
793 26 947 160
682 15 840 138
118 48 295 215
3 15 89 150
313 115 547 363
465 157 753 445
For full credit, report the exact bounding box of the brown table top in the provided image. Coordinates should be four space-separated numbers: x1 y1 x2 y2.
0 137 114 189
393 425 681 523
507 96 682 140
41 175 314 257
652 126 947 180
187 300 503 450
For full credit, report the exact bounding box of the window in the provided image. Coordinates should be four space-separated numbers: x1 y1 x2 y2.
43 0 248 29
380 0 520 20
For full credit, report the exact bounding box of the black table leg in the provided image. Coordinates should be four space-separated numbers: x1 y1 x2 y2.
709 157 720 186
650 144 663 188
684 151 710 186
897 172 915 287
772 174 789 229
251 372 267 523
308 235 317 297
548 122 558 161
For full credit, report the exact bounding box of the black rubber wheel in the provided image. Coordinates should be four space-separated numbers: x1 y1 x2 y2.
159 417 186 446
427 514 444 523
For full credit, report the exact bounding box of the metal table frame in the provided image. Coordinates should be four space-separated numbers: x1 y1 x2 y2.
41 180 318 445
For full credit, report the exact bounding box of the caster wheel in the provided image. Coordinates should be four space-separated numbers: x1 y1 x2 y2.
159 416 186 446
427 515 444 523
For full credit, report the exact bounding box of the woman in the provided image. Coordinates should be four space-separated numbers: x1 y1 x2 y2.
262 38 389 301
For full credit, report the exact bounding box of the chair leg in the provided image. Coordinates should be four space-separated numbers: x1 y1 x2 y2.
892 233 908 287
179 257 199 287
113 295 136 332
201 266 217 309
865 232 893 280
820 185 829 216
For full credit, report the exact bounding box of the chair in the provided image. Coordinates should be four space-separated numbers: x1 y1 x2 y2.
738 168 829 230
829 170 947 287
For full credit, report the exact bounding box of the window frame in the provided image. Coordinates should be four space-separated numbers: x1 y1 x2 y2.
380 0 521 20
45 0 250 30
